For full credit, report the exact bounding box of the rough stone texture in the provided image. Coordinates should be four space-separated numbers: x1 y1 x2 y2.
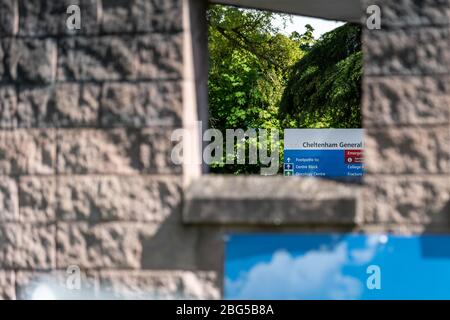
362 0 450 238
18 0 99 36
0 271 15 299
365 125 450 174
364 27 450 75
0 129 56 175
140 127 183 174
0 177 18 221
100 82 182 127
57 34 182 81
17 84 100 128
0 86 17 128
184 176 359 225
0 0 18 36
16 224 56 269
0 0 221 301
57 129 140 174
361 0 450 26
7 38 56 83
135 34 183 80
57 222 158 269
363 76 450 126
363 176 450 225
0 224 17 268
101 0 182 33
19 177 56 222
99 270 220 300
57 36 135 81
0 223 55 269
56 176 181 222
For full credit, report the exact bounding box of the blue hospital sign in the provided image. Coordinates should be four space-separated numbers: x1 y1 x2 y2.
284 129 364 177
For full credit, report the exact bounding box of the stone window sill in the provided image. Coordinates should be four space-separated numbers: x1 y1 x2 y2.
183 176 360 226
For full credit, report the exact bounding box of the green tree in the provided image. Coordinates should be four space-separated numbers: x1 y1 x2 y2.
207 5 307 174
280 23 362 129
208 5 363 175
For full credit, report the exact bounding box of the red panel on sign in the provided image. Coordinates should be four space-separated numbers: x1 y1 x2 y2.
344 149 363 164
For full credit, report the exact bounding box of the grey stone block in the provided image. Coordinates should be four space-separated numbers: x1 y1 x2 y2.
363 76 450 126
56 175 181 222
183 176 359 225
0 0 18 36
361 0 450 26
57 36 135 81
0 177 18 221
56 222 158 269
57 129 140 174
17 84 100 127
365 125 450 174
0 223 55 269
0 223 17 268
0 86 17 128
140 127 183 174
101 0 182 33
16 223 56 269
100 82 182 128
57 34 182 81
0 271 15 300
364 27 450 75
135 34 183 80
19 176 56 222
18 0 99 36
0 129 56 175
99 270 220 300
7 38 56 84
363 175 450 225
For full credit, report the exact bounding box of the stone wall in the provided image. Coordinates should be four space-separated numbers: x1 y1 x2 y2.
361 0 450 231
0 0 219 299
0 0 449 300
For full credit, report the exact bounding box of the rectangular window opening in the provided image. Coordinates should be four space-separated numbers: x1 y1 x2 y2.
205 3 363 178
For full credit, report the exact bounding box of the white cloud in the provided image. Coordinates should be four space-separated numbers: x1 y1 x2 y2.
226 242 363 300
350 234 387 264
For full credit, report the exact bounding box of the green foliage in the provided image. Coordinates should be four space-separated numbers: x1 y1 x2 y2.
207 5 304 174
207 5 362 174
208 5 302 130
291 24 315 51
280 23 362 128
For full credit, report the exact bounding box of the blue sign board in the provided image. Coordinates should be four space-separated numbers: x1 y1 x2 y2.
225 234 450 300
284 129 364 177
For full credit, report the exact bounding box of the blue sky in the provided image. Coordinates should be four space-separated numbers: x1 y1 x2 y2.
272 15 345 38
225 234 450 300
